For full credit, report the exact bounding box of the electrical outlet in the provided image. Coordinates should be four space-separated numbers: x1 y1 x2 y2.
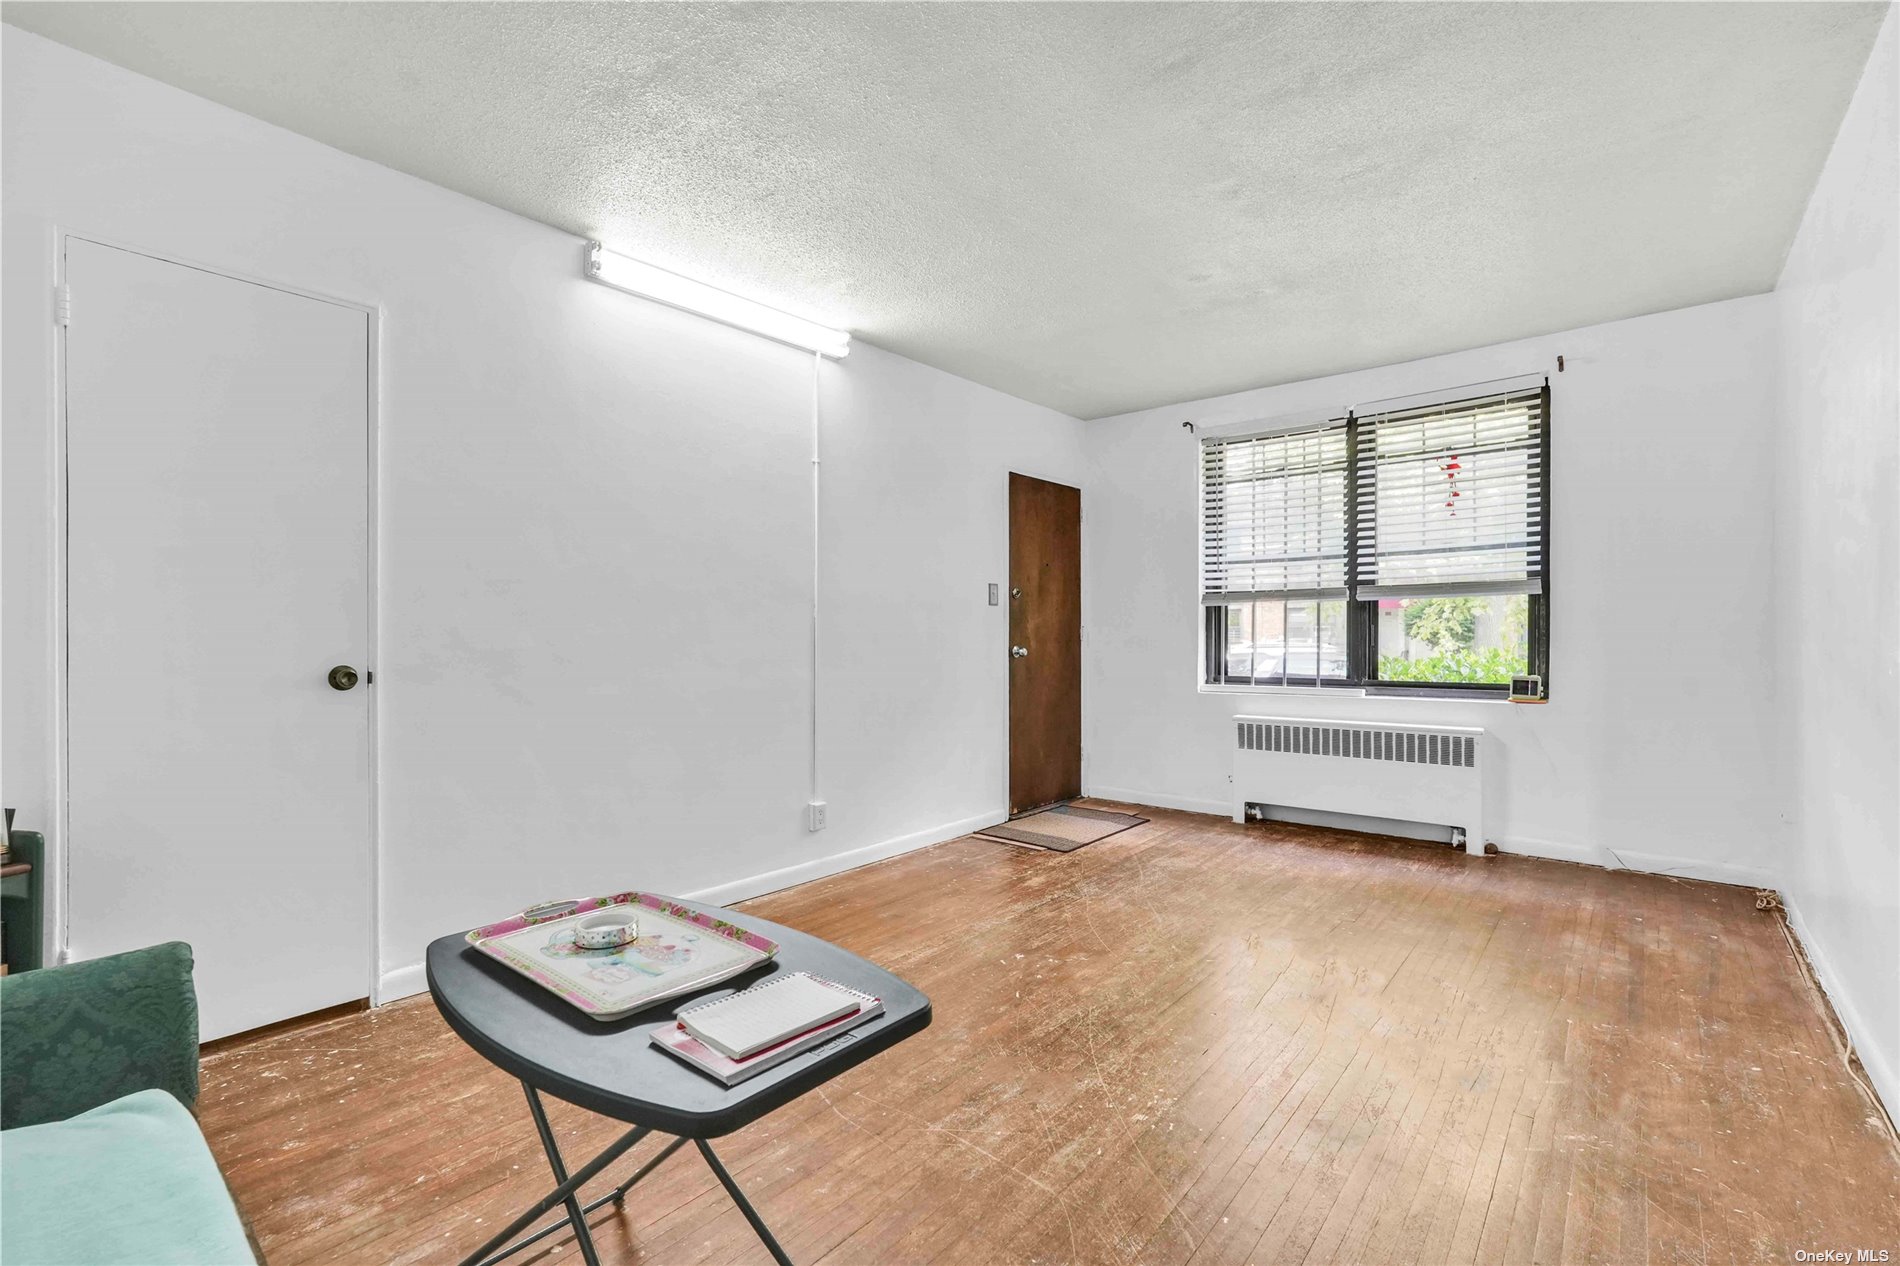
808 801 828 832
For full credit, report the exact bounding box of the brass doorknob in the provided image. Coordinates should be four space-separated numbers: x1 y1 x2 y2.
327 665 359 691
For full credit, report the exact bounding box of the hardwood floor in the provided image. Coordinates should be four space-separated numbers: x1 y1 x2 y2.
199 805 1900 1264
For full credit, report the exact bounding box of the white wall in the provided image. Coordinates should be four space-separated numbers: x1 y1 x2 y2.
1 28 1084 997
1083 295 1784 886
1773 7 1899 1116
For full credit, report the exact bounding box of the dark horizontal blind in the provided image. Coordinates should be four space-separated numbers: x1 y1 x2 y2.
1200 422 1348 604
1352 387 1545 598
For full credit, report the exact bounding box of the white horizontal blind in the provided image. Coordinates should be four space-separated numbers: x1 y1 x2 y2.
1200 423 1348 604
1353 386 1546 598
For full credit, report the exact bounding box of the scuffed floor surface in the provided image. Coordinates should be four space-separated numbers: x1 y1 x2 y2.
199 805 1900 1264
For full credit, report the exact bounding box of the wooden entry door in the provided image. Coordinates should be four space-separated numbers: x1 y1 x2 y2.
1008 473 1082 814
63 237 374 1041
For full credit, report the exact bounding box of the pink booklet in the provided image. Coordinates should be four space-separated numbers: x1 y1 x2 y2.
650 986 883 1086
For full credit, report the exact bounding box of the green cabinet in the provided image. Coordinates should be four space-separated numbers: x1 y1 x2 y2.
1 831 45 975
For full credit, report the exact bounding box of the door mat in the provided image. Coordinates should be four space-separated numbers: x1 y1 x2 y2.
977 804 1147 853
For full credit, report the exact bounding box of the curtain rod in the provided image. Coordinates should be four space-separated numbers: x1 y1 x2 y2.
1189 359 1561 440
1350 370 1550 417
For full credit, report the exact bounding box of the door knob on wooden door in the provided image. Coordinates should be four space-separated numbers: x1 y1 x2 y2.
1011 646 1029 658
327 665 360 691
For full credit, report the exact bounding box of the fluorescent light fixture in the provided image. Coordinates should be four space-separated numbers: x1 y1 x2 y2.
585 242 850 359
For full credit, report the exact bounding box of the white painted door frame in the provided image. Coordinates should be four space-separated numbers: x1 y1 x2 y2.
49 228 387 1014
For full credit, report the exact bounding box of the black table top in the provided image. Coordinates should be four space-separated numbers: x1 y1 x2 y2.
425 899 931 1138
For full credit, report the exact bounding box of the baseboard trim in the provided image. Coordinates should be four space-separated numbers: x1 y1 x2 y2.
1084 785 1229 817
1082 792 1776 890
684 808 1004 907
375 961 428 1005
1495 836 1774 889
1783 894 1899 1125
370 807 1005 1008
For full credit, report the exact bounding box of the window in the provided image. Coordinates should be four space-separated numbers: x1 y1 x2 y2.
1201 382 1548 695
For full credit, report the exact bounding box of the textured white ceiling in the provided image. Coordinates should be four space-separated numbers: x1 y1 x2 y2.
4 2 1888 418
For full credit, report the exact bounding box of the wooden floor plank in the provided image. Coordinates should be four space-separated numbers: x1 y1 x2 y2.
197 806 1900 1264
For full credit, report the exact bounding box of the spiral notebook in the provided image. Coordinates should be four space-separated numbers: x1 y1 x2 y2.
651 973 883 1086
680 972 868 1057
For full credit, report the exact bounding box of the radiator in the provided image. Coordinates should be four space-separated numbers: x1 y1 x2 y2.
1232 714 1487 851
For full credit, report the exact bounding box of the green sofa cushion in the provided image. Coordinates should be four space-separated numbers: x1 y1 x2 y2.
0 942 199 1130
0 1089 254 1266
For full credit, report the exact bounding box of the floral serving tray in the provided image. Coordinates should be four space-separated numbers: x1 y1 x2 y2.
466 892 779 1021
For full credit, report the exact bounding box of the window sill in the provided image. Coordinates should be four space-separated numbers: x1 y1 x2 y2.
1364 687 1518 703
1199 682 1521 705
1199 683 1362 698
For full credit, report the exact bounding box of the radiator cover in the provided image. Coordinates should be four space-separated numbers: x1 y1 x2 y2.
1232 714 1487 850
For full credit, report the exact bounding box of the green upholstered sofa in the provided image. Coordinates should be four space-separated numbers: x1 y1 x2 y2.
0 942 257 1265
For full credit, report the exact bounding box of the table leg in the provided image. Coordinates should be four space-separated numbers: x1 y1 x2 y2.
523 1084 603 1266
465 1122 691 1266
455 1121 648 1266
696 1139 794 1266
611 1135 690 1202
458 1108 794 1266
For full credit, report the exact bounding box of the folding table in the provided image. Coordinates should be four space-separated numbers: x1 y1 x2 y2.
426 900 931 1266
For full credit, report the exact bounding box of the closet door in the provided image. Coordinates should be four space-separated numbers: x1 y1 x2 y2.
64 238 373 1040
